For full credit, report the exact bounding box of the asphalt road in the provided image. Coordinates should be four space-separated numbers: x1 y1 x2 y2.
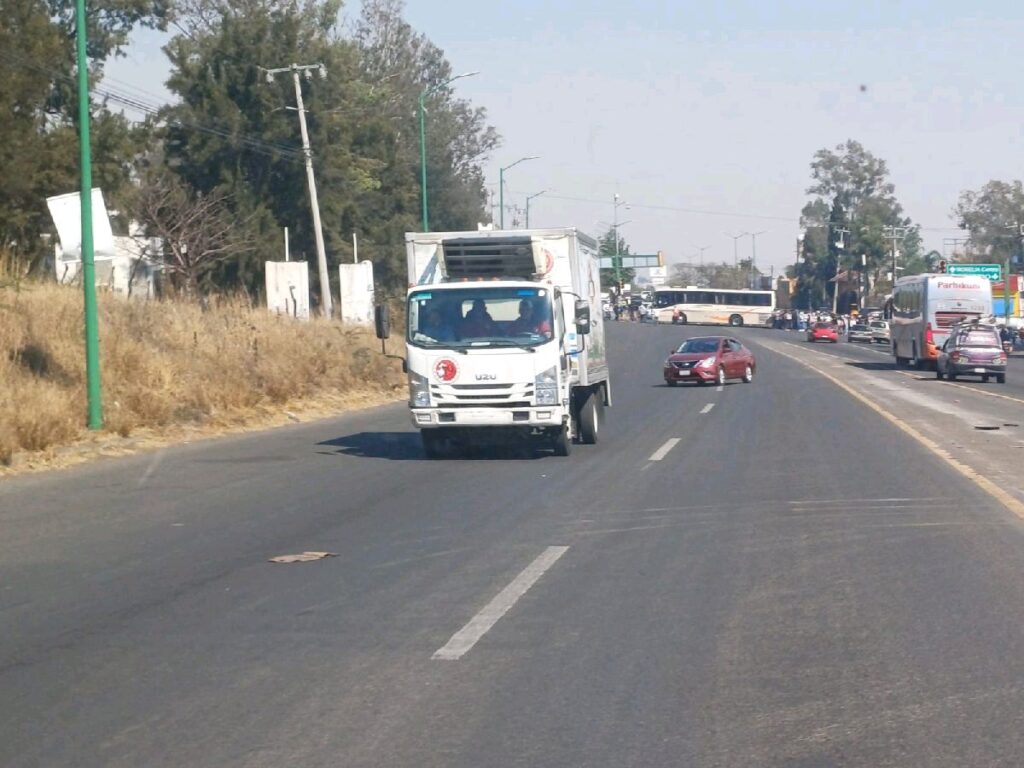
5 322 1024 766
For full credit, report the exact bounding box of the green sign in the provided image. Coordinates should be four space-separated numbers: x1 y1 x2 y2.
947 263 1001 281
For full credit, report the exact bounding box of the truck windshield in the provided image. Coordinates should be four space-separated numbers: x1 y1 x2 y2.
408 287 554 349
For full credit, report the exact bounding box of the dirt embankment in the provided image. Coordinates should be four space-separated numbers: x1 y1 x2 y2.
0 283 405 473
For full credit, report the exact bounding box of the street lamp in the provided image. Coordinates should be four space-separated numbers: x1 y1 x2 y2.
499 156 539 228
696 245 711 266
725 231 748 268
525 189 547 229
419 71 479 231
749 230 767 289
612 194 631 287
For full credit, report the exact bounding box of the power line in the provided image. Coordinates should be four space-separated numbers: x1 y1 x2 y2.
0 49 306 165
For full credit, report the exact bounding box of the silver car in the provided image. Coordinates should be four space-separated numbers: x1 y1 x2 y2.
847 323 873 343
869 320 890 344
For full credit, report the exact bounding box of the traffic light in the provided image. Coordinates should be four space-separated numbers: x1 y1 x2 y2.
938 259 947 273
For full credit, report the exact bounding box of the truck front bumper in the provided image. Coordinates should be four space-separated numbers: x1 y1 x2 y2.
411 406 565 429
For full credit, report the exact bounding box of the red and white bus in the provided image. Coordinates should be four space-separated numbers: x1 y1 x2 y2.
889 274 992 367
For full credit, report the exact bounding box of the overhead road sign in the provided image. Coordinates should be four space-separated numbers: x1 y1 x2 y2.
947 263 1001 282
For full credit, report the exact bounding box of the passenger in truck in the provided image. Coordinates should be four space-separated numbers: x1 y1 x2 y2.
507 299 552 337
460 299 497 338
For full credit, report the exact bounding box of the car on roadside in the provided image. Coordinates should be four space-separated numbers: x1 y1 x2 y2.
936 322 1007 383
664 336 756 387
869 320 890 344
847 323 873 343
807 322 838 343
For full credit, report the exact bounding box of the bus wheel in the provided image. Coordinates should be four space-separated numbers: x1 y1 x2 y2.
729 314 743 327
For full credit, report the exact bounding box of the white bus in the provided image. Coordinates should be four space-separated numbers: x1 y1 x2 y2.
653 287 775 327
889 273 993 367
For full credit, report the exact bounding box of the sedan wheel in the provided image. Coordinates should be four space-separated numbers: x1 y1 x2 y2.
716 366 727 386
742 364 754 383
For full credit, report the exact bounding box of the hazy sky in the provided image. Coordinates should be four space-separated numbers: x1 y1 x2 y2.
104 0 1024 274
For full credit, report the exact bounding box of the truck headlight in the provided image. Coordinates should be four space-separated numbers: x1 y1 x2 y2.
409 372 431 407
535 365 558 405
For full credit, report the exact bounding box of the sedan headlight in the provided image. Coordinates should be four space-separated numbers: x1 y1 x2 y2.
696 356 717 369
409 371 430 407
535 365 559 405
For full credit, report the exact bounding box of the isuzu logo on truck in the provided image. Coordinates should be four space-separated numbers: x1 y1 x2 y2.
475 373 497 381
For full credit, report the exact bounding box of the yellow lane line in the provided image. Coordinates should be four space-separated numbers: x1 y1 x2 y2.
893 370 1024 406
771 345 1024 521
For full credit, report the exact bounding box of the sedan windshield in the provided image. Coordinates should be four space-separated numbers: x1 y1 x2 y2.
675 339 720 354
408 287 554 349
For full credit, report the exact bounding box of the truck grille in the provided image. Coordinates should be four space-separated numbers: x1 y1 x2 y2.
431 381 534 405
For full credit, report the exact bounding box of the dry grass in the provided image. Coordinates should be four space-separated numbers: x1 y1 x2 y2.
0 282 405 467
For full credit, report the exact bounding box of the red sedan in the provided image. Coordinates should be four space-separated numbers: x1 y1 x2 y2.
807 322 839 343
664 336 756 386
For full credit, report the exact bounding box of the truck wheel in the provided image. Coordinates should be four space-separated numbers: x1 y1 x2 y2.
552 424 572 456
578 392 600 445
421 431 444 459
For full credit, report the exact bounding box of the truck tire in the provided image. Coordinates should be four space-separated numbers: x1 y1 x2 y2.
552 424 572 456
421 430 444 459
578 391 600 445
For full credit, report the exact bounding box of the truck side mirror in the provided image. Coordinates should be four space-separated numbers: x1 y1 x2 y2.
575 299 591 335
374 304 391 340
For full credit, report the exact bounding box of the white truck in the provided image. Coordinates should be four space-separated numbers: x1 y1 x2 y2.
375 228 610 457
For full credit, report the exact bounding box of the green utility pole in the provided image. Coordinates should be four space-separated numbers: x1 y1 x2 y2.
525 189 546 228
418 71 479 232
499 156 539 229
77 0 102 429
418 90 429 231
1005 257 1012 324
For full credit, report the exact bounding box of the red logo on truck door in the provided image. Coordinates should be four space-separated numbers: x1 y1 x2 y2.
434 358 459 382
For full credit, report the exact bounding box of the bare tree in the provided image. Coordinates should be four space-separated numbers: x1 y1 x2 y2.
131 174 258 299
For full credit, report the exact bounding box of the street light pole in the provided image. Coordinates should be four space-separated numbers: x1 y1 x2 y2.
499 156 539 228
749 230 767 289
418 71 479 232
697 245 710 266
613 193 630 289
76 0 102 429
525 189 547 229
726 231 748 268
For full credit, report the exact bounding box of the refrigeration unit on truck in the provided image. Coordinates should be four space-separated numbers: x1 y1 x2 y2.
375 228 611 458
